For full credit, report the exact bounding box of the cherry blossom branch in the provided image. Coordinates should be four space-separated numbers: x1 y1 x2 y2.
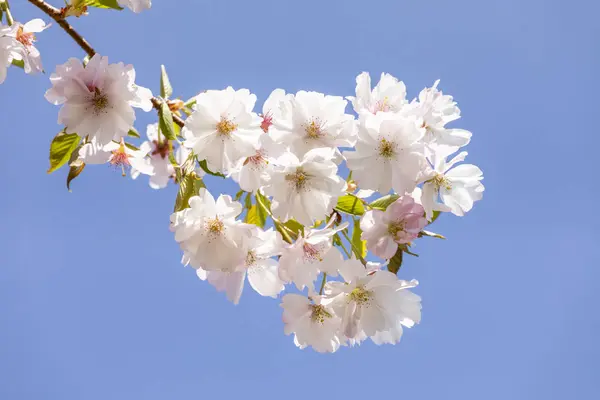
255 193 294 243
340 229 367 266
318 273 327 295
26 0 185 128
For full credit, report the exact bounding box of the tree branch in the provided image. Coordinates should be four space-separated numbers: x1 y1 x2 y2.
26 0 185 128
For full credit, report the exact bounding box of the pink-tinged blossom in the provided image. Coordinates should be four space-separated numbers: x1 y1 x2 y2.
360 195 427 259
45 54 153 146
278 223 348 290
9 19 48 75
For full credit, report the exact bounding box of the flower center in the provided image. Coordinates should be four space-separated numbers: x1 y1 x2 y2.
89 87 109 113
374 96 391 113
244 150 266 167
109 143 131 176
205 217 224 236
304 119 325 140
310 304 332 324
216 117 237 137
431 173 452 191
378 138 396 158
285 168 310 191
388 221 406 237
261 112 273 133
245 250 257 266
151 140 170 159
16 27 35 47
349 286 372 306
302 243 324 263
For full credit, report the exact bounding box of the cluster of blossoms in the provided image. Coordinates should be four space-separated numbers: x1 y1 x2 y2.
5 0 484 353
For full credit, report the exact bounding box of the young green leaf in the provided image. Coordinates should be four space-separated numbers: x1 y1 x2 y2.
335 195 365 216
67 162 85 191
370 194 400 210
351 219 367 258
174 174 203 212
160 65 173 98
127 128 141 138
11 59 24 69
198 159 226 178
388 247 404 274
48 132 81 173
82 0 123 10
158 102 177 140
428 210 441 224
246 204 267 228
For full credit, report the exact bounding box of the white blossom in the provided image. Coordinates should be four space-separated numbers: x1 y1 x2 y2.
8 19 48 75
45 54 153 146
271 90 356 157
278 223 347 290
263 147 346 226
170 188 253 272
325 260 421 344
348 72 407 115
344 112 425 195
182 87 263 174
281 294 343 353
117 0 151 13
229 133 285 193
407 80 471 152
0 23 20 84
196 227 284 304
419 150 484 220
130 124 205 189
260 88 292 135
79 139 154 177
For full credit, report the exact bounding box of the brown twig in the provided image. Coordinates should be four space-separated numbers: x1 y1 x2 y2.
26 0 185 128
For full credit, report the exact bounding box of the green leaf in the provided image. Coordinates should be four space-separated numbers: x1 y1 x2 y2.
370 194 400 210
246 204 267 228
419 229 446 240
67 162 85 191
160 65 173 98
184 96 197 109
388 247 404 274
82 0 123 10
11 59 24 69
127 128 140 138
276 218 303 241
428 210 442 224
158 102 177 140
335 195 365 216
199 159 226 178
174 174 203 212
48 132 80 173
351 219 367 258
244 192 253 209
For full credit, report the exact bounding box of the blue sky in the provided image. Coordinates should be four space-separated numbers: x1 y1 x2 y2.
1 0 599 398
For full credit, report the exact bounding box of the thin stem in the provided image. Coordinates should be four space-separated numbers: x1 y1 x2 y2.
335 235 352 259
1 1 15 25
26 0 185 128
341 229 367 266
255 192 294 244
318 273 327 295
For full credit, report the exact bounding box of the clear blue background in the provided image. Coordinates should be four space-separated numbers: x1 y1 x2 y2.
1 0 598 398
